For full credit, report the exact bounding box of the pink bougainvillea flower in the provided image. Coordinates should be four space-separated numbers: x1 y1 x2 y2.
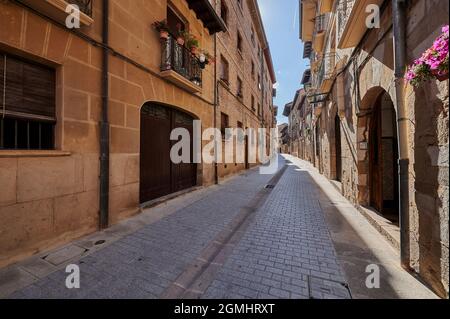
406 25 449 86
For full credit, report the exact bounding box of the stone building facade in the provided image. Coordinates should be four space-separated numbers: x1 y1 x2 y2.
296 0 449 297
215 0 277 178
284 89 305 158
0 0 275 269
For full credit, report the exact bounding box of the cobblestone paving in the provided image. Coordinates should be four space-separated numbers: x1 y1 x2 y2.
9 168 277 299
202 162 351 299
8 157 350 299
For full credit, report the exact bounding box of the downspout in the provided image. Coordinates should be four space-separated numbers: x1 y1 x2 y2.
214 33 219 185
392 0 410 268
99 0 110 229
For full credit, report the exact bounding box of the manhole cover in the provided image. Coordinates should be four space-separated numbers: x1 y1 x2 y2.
308 275 352 299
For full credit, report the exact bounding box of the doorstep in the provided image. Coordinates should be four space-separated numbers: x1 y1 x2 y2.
355 205 401 251
329 180 343 194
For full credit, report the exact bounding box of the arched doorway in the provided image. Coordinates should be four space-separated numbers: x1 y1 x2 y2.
368 92 399 223
315 120 322 173
140 103 197 204
335 114 342 182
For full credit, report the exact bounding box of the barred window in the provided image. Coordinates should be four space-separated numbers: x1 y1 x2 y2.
0 52 56 150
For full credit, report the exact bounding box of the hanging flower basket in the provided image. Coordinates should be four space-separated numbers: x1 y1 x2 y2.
406 25 449 86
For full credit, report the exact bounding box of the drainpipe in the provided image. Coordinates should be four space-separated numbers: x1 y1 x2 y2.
99 0 110 229
213 33 219 185
393 0 410 268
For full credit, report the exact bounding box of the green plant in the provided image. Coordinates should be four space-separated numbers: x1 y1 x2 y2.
152 20 169 32
186 36 199 50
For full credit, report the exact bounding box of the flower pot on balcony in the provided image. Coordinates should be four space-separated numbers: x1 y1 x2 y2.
177 37 185 46
160 30 169 40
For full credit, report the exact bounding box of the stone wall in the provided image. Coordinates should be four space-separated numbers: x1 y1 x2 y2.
216 0 274 179
296 0 449 297
0 0 217 268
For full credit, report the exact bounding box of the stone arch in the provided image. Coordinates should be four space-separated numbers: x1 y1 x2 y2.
139 100 201 121
357 86 399 213
328 101 341 181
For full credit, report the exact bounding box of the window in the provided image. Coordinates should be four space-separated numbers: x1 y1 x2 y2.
237 0 243 10
220 55 229 84
251 27 255 46
251 95 255 111
258 103 261 116
220 1 228 26
251 61 255 79
258 74 261 90
237 32 243 55
237 77 243 99
221 112 229 138
167 6 186 35
70 0 93 16
0 52 56 150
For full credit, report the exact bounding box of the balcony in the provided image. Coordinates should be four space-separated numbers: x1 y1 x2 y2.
18 0 94 26
337 0 383 49
315 13 330 34
160 36 202 93
318 52 338 92
313 13 330 53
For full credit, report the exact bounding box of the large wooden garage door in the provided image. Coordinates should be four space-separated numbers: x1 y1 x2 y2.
140 103 197 203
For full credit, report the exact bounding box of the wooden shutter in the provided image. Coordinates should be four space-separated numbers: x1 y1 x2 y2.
0 52 56 121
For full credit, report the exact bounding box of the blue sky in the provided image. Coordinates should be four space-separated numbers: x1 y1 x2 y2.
258 0 307 125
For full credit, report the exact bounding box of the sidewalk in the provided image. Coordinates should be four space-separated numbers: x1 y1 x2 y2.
283 155 438 299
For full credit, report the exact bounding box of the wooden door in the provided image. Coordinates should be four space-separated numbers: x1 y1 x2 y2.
370 100 383 212
335 115 342 182
140 104 197 204
171 110 197 193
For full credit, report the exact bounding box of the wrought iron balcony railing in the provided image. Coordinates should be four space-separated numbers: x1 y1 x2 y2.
318 52 338 84
315 13 330 35
68 0 93 17
161 36 202 87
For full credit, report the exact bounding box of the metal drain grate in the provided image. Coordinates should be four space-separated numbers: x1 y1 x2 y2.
265 184 275 189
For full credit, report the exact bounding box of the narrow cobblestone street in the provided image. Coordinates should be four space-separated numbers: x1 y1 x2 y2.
2 155 437 299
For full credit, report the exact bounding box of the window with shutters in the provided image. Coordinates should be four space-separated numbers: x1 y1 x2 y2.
0 52 56 150
237 32 243 56
220 1 228 26
237 76 243 100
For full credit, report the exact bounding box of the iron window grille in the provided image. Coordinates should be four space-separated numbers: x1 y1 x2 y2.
68 0 93 17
